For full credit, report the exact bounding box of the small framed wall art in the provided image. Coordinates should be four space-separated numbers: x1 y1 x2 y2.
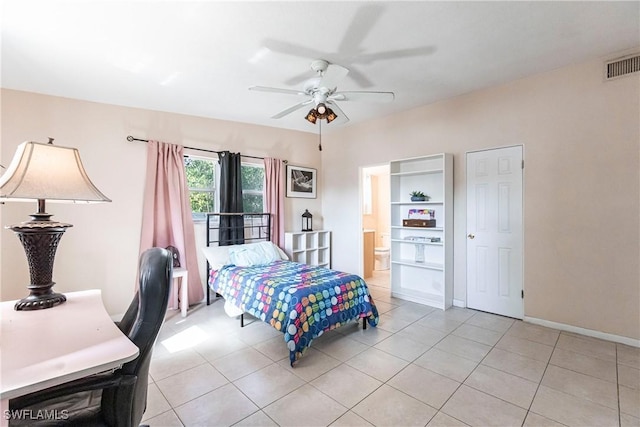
286 165 317 198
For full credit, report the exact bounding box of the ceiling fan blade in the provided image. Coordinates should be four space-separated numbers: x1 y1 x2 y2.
344 67 375 88
319 63 349 90
326 100 350 124
331 91 395 102
284 71 314 87
272 99 313 119
249 86 306 96
338 3 385 54
262 39 327 62
355 46 436 63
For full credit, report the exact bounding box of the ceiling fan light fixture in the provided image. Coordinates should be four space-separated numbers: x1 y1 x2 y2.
316 103 327 115
325 108 337 123
305 105 337 124
305 109 318 124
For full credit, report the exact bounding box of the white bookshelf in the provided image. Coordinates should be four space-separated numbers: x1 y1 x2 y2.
284 230 331 268
389 153 453 310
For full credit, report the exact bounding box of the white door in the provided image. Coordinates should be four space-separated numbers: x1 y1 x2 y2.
466 146 523 319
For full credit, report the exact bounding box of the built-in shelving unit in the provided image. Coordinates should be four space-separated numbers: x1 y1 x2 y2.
284 231 331 268
390 154 453 310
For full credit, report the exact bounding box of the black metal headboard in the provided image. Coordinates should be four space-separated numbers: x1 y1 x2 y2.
205 212 271 247
205 213 271 305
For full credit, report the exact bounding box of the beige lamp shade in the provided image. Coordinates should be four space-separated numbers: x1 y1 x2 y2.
0 141 111 203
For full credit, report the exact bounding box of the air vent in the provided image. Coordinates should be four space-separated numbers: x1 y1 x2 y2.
605 54 640 80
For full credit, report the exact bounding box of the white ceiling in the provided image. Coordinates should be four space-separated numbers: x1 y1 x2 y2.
2 1 639 134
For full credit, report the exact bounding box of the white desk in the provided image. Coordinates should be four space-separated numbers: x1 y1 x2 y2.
172 267 189 317
0 290 139 425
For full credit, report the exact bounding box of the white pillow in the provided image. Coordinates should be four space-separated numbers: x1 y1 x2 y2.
229 241 281 266
266 241 289 261
201 246 231 271
275 245 289 261
202 241 288 270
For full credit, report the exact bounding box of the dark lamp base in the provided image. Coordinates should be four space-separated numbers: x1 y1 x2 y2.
9 209 72 311
15 291 67 311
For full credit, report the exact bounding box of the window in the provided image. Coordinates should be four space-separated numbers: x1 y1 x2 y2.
185 156 216 220
184 156 265 219
241 163 264 213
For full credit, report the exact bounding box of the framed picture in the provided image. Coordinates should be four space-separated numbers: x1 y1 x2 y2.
286 165 317 198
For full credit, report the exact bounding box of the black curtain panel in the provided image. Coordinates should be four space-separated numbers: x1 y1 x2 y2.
219 151 245 245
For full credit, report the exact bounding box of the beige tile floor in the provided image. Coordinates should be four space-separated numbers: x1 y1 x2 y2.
144 271 640 426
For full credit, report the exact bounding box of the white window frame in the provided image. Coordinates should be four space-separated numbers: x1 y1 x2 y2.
185 156 265 221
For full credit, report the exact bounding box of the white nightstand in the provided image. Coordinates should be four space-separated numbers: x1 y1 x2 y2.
172 267 189 317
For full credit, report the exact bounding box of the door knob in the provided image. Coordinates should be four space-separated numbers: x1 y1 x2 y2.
467 234 475 239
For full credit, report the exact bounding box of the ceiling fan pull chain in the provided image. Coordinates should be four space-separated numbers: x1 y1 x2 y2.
318 120 322 151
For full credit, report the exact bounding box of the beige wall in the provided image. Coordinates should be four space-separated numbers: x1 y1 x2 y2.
322 57 640 340
0 89 319 314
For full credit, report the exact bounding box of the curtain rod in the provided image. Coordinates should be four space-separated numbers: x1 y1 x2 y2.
126 136 287 163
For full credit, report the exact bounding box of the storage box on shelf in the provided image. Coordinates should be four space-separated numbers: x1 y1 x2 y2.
402 219 436 227
284 230 331 268
390 153 453 310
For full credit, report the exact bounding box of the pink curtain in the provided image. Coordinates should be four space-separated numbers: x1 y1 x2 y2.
139 140 204 308
264 158 285 248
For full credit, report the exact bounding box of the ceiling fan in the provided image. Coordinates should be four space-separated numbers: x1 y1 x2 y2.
249 59 395 124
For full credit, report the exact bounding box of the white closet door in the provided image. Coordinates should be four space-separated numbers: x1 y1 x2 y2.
466 146 523 319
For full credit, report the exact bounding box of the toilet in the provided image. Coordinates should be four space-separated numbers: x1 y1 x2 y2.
375 233 390 270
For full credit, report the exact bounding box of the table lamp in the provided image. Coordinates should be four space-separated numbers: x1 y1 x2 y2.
0 138 111 310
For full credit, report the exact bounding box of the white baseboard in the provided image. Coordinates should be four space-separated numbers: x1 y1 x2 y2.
524 316 640 348
452 299 466 308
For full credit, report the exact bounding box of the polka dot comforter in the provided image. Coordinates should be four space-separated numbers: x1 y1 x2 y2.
209 260 380 365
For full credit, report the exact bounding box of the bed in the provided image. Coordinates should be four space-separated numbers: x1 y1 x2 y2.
202 213 379 366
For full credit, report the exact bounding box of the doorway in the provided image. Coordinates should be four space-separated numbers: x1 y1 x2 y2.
466 146 524 319
361 164 391 291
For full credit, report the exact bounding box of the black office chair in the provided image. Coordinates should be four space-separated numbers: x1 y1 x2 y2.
10 247 173 427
